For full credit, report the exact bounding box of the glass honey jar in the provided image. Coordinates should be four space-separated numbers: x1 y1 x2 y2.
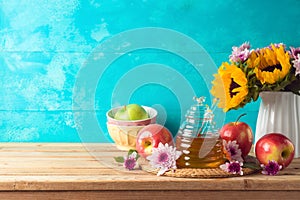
176 97 225 168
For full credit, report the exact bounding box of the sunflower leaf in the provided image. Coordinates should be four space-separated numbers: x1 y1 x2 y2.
279 80 292 89
246 70 255 79
253 89 260 101
285 77 300 94
261 84 272 91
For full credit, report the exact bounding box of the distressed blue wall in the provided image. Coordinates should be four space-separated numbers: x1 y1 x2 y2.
1 0 300 142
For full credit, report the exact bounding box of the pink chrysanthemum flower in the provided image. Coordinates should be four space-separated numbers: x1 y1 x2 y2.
292 57 300 76
261 160 282 176
229 42 251 63
223 140 243 162
290 46 300 59
146 143 182 176
220 161 243 175
123 152 137 170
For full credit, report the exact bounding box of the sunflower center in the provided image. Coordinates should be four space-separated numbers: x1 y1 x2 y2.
229 79 240 97
262 64 282 72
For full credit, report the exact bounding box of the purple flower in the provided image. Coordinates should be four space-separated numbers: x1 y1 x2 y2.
292 58 300 76
261 160 282 175
220 161 243 175
123 152 137 170
223 140 243 162
146 143 182 176
290 46 300 59
229 42 251 63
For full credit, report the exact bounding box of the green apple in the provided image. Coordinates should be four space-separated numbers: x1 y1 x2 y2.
114 104 149 121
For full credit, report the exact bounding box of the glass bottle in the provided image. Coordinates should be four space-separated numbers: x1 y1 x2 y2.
176 97 225 168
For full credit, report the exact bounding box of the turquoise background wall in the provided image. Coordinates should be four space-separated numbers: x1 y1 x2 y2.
1 0 300 142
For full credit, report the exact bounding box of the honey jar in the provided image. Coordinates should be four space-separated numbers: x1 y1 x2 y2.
176 97 225 168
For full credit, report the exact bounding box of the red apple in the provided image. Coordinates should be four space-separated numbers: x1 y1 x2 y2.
136 124 174 158
255 133 295 168
219 114 253 158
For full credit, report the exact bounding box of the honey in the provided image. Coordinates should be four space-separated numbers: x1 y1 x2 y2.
175 96 225 168
176 134 225 168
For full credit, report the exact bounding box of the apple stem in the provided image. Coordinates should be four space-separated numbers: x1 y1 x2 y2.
235 113 247 124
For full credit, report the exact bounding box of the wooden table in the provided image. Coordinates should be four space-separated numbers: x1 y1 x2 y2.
0 143 299 200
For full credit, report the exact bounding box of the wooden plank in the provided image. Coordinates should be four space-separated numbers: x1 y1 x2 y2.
0 191 299 200
0 169 299 191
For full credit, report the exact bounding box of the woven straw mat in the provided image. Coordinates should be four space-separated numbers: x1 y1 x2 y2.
138 157 260 178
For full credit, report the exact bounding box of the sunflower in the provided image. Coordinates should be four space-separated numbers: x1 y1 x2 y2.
211 62 248 111
254 44 291 84
246 50 259 68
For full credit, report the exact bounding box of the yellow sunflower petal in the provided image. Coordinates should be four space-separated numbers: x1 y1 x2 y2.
211 62 248 111
254 44 291 84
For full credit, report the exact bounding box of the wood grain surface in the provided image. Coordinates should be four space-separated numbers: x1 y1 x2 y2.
0 143 299 199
